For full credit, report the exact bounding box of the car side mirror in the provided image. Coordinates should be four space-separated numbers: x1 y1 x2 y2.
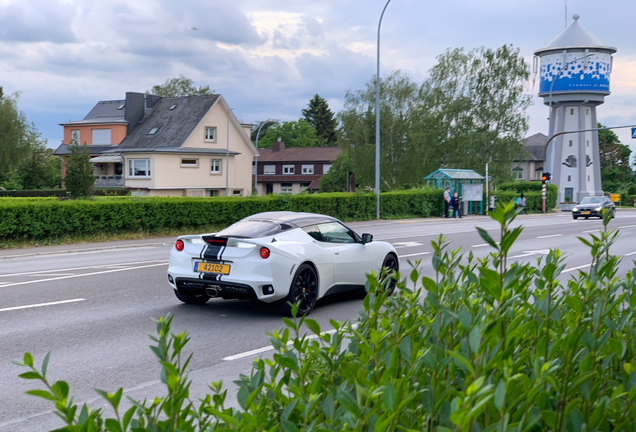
361 233 373 244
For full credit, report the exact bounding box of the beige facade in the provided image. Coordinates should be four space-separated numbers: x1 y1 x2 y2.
122 97 257 197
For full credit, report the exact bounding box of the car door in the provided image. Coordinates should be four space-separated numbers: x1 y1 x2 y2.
316 222 377 285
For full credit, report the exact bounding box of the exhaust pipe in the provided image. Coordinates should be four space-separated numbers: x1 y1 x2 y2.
206 286 219 297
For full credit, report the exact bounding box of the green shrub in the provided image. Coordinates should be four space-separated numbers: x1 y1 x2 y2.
0 189 129 197
497 180 544 193
489 184 557 213
0 190 443 240
16 204 636 431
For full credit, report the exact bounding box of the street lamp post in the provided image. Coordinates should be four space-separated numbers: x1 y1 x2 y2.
254 119 275 195
226 107 234 197
375 0 391 220
543 53 593 212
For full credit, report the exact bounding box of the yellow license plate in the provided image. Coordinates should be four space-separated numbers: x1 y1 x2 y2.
581 211 590 215
194 262 230 275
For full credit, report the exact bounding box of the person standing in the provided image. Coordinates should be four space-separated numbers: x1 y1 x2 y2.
443 187 451 218
452 191 462 218
516 192 527 215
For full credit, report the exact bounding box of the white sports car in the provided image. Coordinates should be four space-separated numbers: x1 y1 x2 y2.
167 211 399 315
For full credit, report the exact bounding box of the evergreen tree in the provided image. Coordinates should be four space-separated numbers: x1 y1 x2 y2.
302 94 337 146
65 144 94 198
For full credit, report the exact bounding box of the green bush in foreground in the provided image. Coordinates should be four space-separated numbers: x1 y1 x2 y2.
15 204 636 431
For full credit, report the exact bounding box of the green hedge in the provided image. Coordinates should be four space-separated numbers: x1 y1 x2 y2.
0 189 129 197
489 183 557 213
0 189 444 240
497 180 545 193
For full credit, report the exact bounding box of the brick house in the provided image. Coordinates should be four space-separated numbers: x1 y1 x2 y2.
253 141 340 195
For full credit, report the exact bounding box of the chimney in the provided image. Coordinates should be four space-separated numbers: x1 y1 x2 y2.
272 140 285 152
124 92 145 136
146 94 161 109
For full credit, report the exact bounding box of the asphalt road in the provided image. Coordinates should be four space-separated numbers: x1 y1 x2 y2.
2 210 636 431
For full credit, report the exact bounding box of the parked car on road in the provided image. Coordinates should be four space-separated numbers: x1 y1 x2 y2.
167 212 399 315
572 196 615 220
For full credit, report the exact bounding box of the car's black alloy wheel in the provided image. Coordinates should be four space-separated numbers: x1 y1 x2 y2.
278 263 318 316
174 290 210 305
381 254 399 296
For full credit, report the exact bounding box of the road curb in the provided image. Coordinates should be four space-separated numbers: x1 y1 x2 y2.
0 241 173 260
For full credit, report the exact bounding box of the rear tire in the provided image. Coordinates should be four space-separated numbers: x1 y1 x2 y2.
174 290 209 305
380 254 399 296
277 263 318 316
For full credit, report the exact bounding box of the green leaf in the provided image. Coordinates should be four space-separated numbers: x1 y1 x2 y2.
41 352 51 378
494 379 505 411
336 387 361 417
25 389 56 401
304 318 321 335
447 350 475 375
383 382 396 411
18 371 41 380
476 227 498 249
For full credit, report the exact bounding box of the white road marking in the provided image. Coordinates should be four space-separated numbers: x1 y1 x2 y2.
563 263 591 273
0 259 167 278
0 263 168 288
472 243 489 248
625 251 636 257
583 229 600 233
0 298 85 313
399 252 431 258
393 241 424 248
223 324 358 361
537 234 562 239
618 225 636 229
509 249 551 259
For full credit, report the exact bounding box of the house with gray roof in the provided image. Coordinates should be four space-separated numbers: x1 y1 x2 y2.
512 132 547 181
54 93 258 197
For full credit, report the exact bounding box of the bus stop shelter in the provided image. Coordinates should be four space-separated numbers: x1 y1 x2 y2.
424 169 485 215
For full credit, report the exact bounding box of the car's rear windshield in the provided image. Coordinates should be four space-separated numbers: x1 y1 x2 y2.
217 221 281 238
580 197 601 204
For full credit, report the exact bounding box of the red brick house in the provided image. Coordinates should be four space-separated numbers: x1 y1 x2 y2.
253 141 340 195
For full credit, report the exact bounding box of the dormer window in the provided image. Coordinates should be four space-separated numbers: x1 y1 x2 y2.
117 104 125 110
170 104 177 110
205 127 216 142
148 128 159 135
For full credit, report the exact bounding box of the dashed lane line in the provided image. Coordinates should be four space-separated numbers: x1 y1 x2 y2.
0 263 168 288
625 251 636 257
0 259 168 278
537 234 563 239
399 252 431 258
563 263 591 273
0 298 85 313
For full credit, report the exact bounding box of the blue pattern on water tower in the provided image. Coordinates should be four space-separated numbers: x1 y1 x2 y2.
534 14 616 204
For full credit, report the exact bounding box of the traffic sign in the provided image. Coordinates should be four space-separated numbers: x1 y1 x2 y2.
632 127 636 139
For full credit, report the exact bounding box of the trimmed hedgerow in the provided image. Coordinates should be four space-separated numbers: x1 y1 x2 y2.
0 189 444 240
490 184 557 213
0 189 130 197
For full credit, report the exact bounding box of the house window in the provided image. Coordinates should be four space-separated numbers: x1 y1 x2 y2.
232 190 243 196
283 165 295 174
211 159 222 174
586 108 589 115
535 169 543 180
92 129 112 144
512 167 523 180
264 165 276 175
71 129 80 143
252 164 256 175
205 127 217 142
588 175 590 181
281 183 293 194
568 175 571 182
209 190 218 197
323 164 332 174
569 140 573 147
302 164 314 174
128 159 150 178
570 108 574 115
181 158 199 167
587 140 589 147
148 128 159 135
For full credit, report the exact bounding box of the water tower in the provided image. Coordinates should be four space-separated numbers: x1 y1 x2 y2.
534 14 616 202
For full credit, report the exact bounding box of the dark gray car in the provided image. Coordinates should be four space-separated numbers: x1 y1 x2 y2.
572 196 615 220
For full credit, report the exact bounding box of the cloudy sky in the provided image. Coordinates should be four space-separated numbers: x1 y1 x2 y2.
1 0 635 154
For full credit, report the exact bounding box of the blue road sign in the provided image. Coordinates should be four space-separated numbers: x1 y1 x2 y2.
632 127 636 139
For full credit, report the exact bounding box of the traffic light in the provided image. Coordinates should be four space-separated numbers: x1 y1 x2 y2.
541 172 551 182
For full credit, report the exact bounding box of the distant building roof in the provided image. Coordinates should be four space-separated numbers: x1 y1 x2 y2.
535 14 616 55
117 95 221 149
516 132 548 162
60 100 128 126
257 146 340 163
103 147 240 156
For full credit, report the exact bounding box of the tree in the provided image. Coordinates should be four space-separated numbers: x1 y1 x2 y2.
302 94 338 146
19 136 62 190
319 153 353 192
65 144 94 198
0 92 31 182
257 120 319 148
149 75 213 97
338 45 531 190
598 123 633 192
251 120 278 143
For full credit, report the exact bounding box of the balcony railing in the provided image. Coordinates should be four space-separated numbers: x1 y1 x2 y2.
94 175 124 187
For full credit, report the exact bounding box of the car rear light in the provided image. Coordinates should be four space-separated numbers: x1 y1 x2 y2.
175 239 184 251
260 247 270 259
202 236 227 246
